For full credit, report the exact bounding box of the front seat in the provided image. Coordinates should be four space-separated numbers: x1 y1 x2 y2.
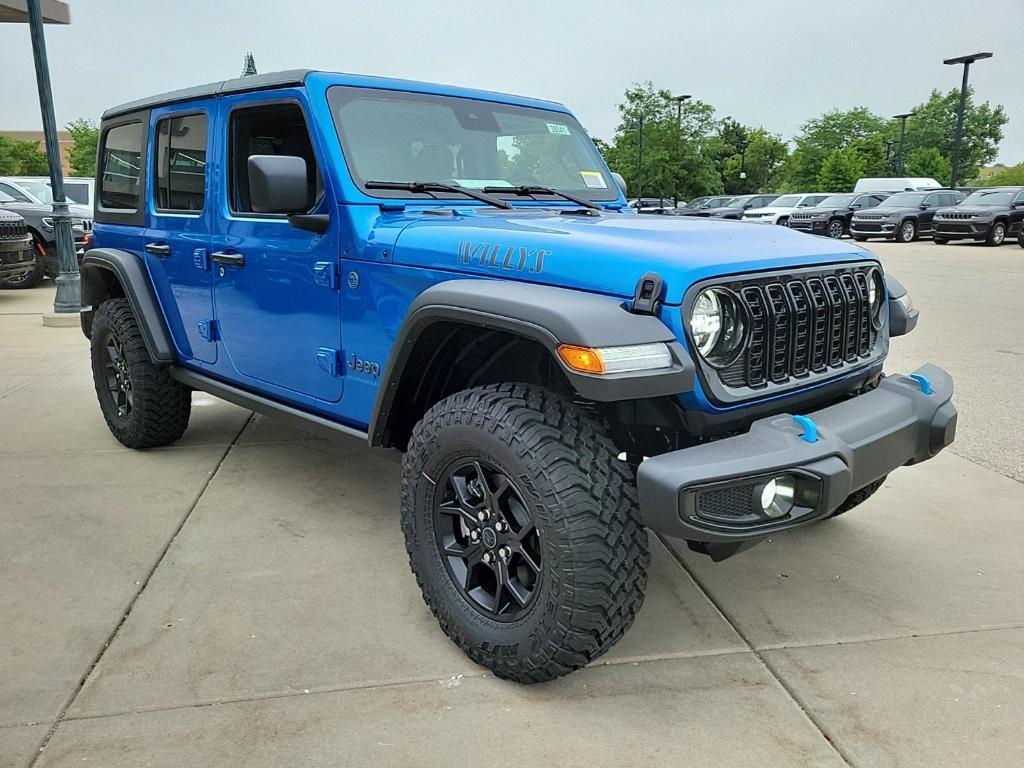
412 144 455 181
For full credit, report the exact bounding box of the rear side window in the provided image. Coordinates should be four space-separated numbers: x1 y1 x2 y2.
228 102 321 214
154 113 208 212
99 122 144 210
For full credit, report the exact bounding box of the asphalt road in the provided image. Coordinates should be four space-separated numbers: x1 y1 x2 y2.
1 237 1021 768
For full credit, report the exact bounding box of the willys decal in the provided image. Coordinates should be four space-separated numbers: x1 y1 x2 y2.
457 241 549 274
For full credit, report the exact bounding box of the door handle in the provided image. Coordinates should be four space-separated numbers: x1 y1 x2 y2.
145 242 171 257
211 251 245 267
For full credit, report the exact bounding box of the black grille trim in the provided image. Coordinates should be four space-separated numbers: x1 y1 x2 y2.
685 262 887 404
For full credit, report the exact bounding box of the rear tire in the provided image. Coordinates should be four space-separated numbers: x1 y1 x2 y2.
986 221 1006 246
90 298 191 448
825 476 886 520
401 383 649 683
897 220 917 243
0 236 45 289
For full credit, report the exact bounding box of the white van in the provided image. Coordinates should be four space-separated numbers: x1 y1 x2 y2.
853 177 941 194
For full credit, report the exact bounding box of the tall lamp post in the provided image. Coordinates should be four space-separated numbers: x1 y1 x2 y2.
943 52 993 189
628 114 645 203
1 0 77 319
672 95 690 204
893 112 913 174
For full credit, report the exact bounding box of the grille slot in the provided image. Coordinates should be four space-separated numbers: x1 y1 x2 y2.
710 265 879 393
0 219 29 240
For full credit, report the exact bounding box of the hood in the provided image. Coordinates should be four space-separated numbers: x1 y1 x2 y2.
856 205 917 215
798 206 846 216
387 208 873 304
746 205 797 215
0 201 92 218
938 205 1005 215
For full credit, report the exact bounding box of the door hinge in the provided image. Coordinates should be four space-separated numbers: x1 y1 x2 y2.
315 347 345 377
193 248 209 271
313 261 340 290
198 319 219 342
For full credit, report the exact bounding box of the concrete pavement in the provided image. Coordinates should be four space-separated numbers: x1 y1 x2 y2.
1 239 1021 767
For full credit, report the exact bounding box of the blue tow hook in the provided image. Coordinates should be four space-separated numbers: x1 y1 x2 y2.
909 373 933 395
792 415 818 444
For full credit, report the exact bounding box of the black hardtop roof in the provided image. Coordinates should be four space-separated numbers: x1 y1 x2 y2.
102 69 313 120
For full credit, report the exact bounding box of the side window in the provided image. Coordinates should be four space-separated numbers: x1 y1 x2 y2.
853 195 873 209
229 102 321 214
99 122 144 210
923 194 939 207
1014 191 1024 204
154 113 208 212
0 182 33 203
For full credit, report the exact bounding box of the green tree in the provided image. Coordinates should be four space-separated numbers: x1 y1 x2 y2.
816 147 865 192
722 129 789 193
904 147 952 186
66 118 99 176
0 135 49 175
780 107 886 190
901 88 1007 184
599 82 723 200
982 162 1024 186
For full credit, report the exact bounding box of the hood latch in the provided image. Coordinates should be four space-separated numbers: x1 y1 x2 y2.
631 272 665 315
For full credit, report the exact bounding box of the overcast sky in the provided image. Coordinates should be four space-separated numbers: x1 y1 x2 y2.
2 0 1022 164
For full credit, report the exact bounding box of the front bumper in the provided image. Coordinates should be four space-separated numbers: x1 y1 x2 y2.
851 221 899 239
788 218 827 233
934 221 990 240
637 363 956 551
0 238 36 281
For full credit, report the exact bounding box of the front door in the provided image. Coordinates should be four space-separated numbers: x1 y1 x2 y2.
210 91 343 402
144 105 216 364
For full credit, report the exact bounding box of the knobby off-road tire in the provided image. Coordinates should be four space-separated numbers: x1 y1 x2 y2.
401 383 649 684
824 475 886 520
90 298 191 448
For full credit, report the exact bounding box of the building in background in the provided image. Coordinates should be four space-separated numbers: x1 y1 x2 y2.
0 129 73 173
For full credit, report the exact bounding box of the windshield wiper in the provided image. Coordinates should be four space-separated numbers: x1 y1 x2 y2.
482 185 602 210
364 180 512 210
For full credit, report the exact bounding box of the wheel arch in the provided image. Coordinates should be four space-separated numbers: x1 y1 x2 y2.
369 279 694 449
80 248 176 364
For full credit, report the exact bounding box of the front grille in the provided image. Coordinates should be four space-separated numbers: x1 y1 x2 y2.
714 265 879 391
743 212 771 219
856 213 884 220
853 222 883 232
936 223 973 233
0 219 29 240
789 212 814 220
937 212 974 220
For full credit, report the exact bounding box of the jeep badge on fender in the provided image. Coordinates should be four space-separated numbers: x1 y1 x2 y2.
80 69 955 684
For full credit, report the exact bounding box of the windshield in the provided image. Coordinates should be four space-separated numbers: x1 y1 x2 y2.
724 196 754 207
961 189 1017 206
701 196 733 208
770 195 801 207
0 189 16 203
881 192 927 207
818 194 855 208
19 180 53 204
328 86 617 202
800 194 829 206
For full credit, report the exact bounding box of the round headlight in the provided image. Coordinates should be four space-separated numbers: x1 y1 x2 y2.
689 288 747 367
868 269 885 328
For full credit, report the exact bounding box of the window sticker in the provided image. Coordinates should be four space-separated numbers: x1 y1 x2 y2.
580 171 608 189
546 123 571 136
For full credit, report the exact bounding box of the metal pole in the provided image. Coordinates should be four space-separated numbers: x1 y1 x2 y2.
897 118 908 174
636 114 644 203
27 0 79 313
950 62 970 190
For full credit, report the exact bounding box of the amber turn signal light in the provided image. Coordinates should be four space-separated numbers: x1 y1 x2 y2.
557 344 605 374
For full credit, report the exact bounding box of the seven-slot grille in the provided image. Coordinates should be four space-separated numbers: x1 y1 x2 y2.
855 213 885 220
936 212 974 220
0 219 29 240
716 266 878 390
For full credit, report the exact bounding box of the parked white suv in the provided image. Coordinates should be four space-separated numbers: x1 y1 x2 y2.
741 193 830 226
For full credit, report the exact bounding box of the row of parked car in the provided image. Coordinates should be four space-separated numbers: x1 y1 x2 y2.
0 176 95 288
630 182 1024 247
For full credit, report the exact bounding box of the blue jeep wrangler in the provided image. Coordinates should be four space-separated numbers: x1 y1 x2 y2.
81 70 956 683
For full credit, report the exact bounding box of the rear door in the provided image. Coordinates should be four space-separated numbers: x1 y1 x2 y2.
919 192 942 232
143 104 216 364
209 90 343 402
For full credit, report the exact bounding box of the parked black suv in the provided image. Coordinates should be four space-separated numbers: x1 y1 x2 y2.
932 187 1024 246
789 192 891 239
850 189 965 243
682 193 779 220
678 195 736 216
0 210 35 285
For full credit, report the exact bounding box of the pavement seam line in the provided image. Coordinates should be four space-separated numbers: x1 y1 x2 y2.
658 534 859 768
0 355 87 401
26 412 255 766
949 446 1023 485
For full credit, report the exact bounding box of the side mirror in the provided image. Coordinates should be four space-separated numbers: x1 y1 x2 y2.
611 172 628 195
248 155 310 213
850 204 862 210
743 203 754 209
1012 200 1024 208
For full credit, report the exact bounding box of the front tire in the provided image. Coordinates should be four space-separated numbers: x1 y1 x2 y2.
897 220 917 243
90 298 191 448
826 219 845 239
986 221 1006 246
401 383 649 683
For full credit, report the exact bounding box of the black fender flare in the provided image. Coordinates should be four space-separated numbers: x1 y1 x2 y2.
80 248 177 364
369 279 694 446
885 274 919 337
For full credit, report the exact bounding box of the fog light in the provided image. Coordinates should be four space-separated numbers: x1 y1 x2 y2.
758 475 796 518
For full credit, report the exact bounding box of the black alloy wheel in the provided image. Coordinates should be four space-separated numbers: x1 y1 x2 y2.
101 332 134 419
433 459 542 620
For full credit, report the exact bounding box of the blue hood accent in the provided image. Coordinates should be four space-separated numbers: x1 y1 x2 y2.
387 208 877 304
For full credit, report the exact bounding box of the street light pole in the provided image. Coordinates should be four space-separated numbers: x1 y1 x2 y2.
636 114 644 202
943 52 993 189
892 112 913 174
26 0 80 313
673 94 691 125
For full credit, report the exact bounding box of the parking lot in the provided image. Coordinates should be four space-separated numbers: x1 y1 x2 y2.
1 238 1021 768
